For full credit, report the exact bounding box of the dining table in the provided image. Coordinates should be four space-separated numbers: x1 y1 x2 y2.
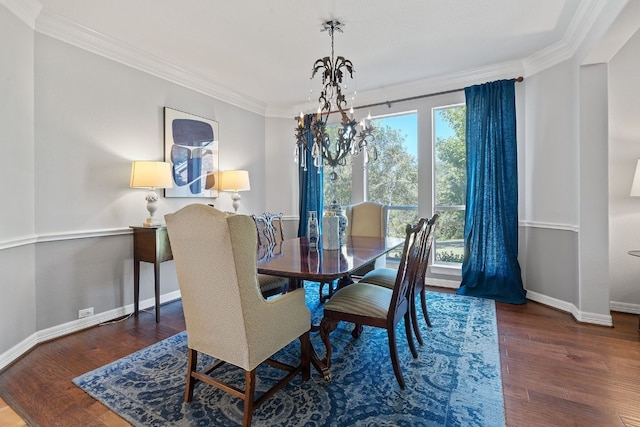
257 235 404 380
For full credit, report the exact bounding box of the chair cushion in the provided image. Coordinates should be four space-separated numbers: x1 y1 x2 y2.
358 268 397 289
257 274 288 292
324 283 392 318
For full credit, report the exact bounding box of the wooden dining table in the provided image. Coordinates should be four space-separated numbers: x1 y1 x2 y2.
257 235 404 380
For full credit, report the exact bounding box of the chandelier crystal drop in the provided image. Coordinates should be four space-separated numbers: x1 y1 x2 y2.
295 20 376 172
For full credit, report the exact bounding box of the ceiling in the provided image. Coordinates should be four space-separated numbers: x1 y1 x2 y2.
31 0 606 116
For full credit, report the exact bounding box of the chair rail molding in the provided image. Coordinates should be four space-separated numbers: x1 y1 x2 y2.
0 234 38 250
520 220 579 233
0 228 132 250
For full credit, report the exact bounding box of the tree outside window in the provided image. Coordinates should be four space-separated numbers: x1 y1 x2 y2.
434 105 466 264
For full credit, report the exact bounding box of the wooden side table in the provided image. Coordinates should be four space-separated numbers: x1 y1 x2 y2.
131 226 173 323
627 250 640 330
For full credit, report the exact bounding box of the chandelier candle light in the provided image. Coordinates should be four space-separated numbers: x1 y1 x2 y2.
295 20 376 175
130 161 173 227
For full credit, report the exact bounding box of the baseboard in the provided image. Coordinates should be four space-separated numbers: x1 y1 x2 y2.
425 277 460 289
526 290 613 327
0 290 181 371
610 300 640 315
426 284 615 328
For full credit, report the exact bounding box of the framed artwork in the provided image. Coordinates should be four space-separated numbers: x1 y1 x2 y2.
164 107 219 198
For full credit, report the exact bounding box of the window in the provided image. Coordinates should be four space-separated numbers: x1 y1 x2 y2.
367 113 418 240
323 113 418 260
433 105 466 265
321 105 466 268
322 125 352 207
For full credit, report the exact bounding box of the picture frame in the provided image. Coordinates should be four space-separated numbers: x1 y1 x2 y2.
164 107 219 198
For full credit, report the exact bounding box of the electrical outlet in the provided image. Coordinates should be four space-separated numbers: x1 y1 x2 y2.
78 307 94 319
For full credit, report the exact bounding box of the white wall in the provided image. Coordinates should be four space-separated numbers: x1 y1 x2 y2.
0 6 37 361
578 63 610 318
0 3 270 364
28 33 268 331
520 60 580 305
609 28 640 309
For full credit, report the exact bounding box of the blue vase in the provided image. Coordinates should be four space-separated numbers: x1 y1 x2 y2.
328 201 348 245
307 211 319 248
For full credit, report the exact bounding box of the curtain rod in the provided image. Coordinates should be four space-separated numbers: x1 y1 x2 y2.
295 76 523 119
354 76 524 111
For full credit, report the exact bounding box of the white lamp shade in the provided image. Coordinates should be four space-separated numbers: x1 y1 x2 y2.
130 161 173 189
220 170 251 192
631 160 640 196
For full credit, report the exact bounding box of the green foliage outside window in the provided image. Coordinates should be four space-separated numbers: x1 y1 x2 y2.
367 123 419 239
321 108 469 265
434 106 466 263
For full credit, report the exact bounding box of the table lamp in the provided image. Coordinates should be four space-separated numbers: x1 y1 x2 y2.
130 161 173 226
631 159 640 197
220 170 250 213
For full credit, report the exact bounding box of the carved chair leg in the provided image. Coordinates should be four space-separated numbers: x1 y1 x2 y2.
387 326 405 388
319 318 338 368
243 369 256 427
409 288 424 345
184 348 197 402
421 287 432 327
410 294 424 346
405 312 418 359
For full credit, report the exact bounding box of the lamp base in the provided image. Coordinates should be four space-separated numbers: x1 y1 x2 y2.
231 192 241 213
143 188 162 227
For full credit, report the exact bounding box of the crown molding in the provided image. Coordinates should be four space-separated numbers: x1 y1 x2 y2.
523 0 608 76
23 0 613 118
0 0 41 29
34 8 267 116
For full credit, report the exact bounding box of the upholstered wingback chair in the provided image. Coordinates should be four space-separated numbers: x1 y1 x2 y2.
165 204 310 426
346 201 388 272
345 201 387 239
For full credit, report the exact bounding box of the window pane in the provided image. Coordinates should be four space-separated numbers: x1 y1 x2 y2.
368 113 418 260
323 125 352 206
434 106 466 207
434 105 466 265
367 113 418 208
434 209 465 263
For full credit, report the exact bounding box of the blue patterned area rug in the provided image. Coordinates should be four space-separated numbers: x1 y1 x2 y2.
73 283 505 426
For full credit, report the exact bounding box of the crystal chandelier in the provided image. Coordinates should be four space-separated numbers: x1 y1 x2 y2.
295 20 376 172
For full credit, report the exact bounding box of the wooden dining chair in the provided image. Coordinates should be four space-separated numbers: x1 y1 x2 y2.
253 212 289 298
319 218 428 388
165 205 311 427
358 215 438 345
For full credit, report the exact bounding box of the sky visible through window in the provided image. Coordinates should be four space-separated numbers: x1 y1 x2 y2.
374 111 456 159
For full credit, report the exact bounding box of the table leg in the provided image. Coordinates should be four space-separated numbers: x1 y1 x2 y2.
154 261 161 323
310 344 332 382
337 274 354 290
290 278 332 381
134 260 140 316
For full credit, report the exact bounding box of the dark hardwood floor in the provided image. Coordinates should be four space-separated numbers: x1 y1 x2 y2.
1 289 639 426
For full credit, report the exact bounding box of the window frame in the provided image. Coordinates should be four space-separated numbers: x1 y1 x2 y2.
431 102 466 271
316 91 466 279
